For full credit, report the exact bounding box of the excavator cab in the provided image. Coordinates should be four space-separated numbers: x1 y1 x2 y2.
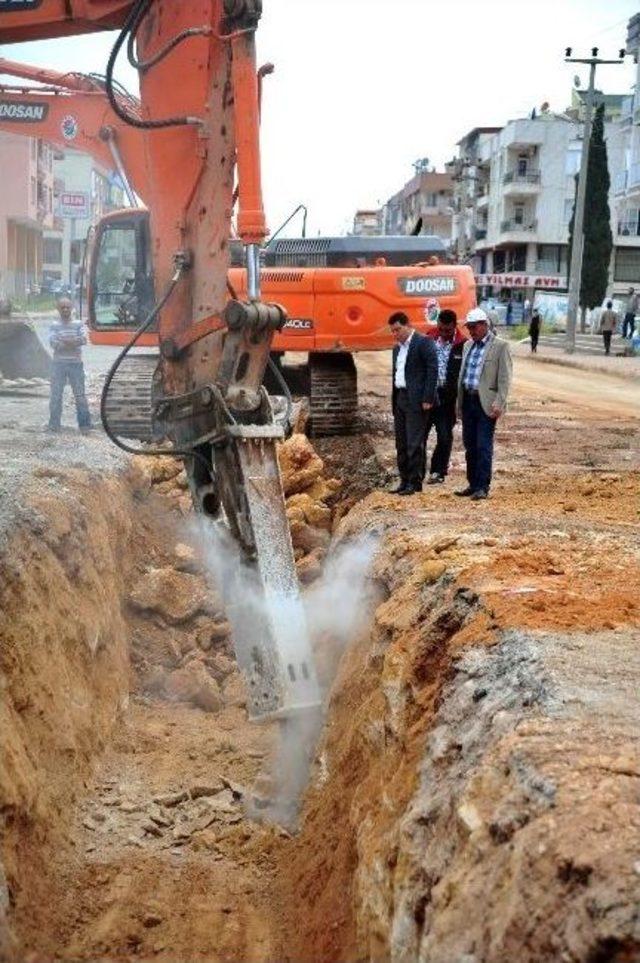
88 208 155 335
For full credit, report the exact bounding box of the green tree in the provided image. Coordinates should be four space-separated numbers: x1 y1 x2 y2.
567 102 613 331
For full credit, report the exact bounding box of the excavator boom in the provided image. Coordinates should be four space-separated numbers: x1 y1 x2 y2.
0 0 321 722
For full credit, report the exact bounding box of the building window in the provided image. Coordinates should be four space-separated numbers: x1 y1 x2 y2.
537 243 565 273
614 247 640 282
517 156 528 176
43 238 63 263
513 203 525 225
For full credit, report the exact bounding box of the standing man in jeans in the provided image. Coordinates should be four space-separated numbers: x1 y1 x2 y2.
424 309 467 485
47 297 92 433
456 307 512 501
389 312 438 496
622 288 638 339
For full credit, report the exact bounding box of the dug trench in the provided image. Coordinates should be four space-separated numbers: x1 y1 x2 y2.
1 356 640 962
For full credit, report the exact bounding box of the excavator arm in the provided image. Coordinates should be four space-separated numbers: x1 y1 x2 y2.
0 0 321 722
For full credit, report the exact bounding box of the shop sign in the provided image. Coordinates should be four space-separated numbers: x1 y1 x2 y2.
476 272 567 289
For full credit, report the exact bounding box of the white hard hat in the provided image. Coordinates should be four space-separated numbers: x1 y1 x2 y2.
466 307 489 325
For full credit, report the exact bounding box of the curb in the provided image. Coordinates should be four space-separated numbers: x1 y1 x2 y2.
513 349 640 382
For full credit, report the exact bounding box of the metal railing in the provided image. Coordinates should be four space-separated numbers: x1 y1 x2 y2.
617 222 640 236
500 219 537 232
503 170 541 185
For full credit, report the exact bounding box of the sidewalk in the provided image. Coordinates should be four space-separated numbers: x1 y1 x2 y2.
510 341 640 381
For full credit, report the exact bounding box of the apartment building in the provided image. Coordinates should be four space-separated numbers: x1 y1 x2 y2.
0 132 54 297
352 209 383 236
452 110 623 309
383 167 454 243
43 149 125 288
608 12 640 297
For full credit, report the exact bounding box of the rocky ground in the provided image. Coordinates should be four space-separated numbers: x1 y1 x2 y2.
0 349 639 962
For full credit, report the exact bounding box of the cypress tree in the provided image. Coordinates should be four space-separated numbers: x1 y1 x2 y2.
567 103 613 330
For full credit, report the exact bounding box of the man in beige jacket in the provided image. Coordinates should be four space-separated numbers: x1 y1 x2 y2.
455 307 512 500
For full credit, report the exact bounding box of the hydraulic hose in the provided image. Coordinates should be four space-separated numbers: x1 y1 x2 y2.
99 265 208 472
104 0 202 130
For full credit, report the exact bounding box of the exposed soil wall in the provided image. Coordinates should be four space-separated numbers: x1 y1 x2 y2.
0 463 146 958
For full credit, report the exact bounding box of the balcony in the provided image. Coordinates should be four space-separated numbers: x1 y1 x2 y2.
500 219 537 233
503 170 540 185
502 170 541 196
616 223 640 246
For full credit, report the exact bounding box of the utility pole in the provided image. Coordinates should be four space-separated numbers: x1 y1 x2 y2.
564 47 625 353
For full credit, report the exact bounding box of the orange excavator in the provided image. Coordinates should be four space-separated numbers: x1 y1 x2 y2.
0 53 477 434
1 0 322 723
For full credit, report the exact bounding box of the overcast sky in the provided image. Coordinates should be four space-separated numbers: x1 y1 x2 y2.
1 0 638 234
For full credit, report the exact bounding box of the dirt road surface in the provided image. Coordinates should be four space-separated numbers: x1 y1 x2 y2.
1 347 639 962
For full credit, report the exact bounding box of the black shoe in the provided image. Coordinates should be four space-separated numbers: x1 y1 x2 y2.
454 486 474 497
398 485 419 496
470 489 488 501
390 482 409 494
427 473 445 485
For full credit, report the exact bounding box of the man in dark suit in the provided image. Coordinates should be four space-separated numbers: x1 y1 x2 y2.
389 312 438 496
424 309 467 485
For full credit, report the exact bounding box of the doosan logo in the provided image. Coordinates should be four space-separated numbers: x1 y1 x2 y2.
0 100 49 123
397 276 457 296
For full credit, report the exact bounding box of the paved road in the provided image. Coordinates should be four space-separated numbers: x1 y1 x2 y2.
355 350 640 420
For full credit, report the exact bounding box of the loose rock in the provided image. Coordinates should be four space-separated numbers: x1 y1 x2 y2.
129 568 210 624
165 663 223 713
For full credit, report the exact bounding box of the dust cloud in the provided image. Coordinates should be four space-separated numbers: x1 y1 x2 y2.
190 514 378 827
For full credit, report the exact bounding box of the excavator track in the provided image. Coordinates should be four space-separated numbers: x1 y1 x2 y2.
309 352 358 436
102 353 159 442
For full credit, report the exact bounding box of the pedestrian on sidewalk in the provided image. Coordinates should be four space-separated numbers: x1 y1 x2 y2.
528 308 541 353
599 300 618 356
622 288 638 339
389 311 438 496
455 307 512 501
424 309 467 485
47 297 92 434
505 299 513 326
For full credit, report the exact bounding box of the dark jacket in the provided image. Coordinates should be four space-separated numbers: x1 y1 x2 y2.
433 333 466 410
392 331 438 412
